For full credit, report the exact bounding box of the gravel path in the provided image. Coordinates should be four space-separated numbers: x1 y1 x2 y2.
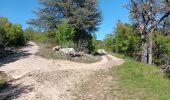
0 42 124 100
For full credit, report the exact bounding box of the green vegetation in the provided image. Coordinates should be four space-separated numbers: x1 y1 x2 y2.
113 56 170 100
55 22 75 48
0 72 7 90
103 21 170 66
0 17 26 47
0 79 6 90
103 22 141 59
153 32 170 65
0 17 27 58
127 0 169 64
33 32 49 43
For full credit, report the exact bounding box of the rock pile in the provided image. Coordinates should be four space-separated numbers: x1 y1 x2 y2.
52 46 84 57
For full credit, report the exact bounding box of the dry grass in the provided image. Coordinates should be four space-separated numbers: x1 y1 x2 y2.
72 69 115 100
0 72 8 90
36 43 101 63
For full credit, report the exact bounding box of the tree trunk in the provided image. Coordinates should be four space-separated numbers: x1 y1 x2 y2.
141 33 148 63
148 29 154 65
141 42 148 63
140 23 148 63
77 38 82 51
76 30 89 53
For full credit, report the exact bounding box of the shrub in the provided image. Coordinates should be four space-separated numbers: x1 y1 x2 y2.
88 35 98 54
0 17 27 47
33 32 49 43
55 22 75 48
8 24 26 46
24 27 36 40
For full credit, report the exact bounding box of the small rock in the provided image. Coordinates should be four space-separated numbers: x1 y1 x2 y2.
97 49 106 55
52 45 61 51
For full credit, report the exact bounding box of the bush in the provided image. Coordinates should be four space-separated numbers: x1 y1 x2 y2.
88 35 98 54
0 17 27 48
8 24 26 46
55 22 75 48
24 27 36 40
33 32 49 43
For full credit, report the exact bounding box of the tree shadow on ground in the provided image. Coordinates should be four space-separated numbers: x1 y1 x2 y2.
0 82 33 100
0 48 32 67
0 71 34 100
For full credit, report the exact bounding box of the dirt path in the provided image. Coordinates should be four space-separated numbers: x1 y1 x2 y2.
0 42 124 100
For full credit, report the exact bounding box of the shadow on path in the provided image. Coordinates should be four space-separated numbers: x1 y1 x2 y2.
0 51 31 67
0 82 33 100
0 71 33 100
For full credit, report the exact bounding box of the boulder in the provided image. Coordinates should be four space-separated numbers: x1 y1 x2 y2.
97 49 106 55
59 48 75 55
52 46 61 51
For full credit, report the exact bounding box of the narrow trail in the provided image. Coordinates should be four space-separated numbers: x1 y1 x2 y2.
0 42 124 100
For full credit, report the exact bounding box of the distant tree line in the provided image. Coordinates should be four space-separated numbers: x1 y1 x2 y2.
103 21 170 66
103 0 170 66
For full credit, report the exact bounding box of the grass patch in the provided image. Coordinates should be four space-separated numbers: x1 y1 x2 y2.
36 42 101 63
0 72 8 90
0 79 6 90
113 57 170 100
111 53 126 59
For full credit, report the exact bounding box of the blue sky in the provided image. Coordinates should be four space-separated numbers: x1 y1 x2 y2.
0 0 130 40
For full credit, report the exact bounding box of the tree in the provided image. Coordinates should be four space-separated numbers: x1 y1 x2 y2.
103 33 115 52
114 22 140 56
28 0 102 53
127 0 170 64
153 30 170 65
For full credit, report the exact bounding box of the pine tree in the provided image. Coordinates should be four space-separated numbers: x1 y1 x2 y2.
28 0 102 53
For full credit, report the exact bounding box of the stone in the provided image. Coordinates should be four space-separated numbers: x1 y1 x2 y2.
52 46 61 51
97 49 106 55
59 48 75 55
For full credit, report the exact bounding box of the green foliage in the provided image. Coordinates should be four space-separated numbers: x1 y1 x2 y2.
114 22 140 56
114 57 170 99
33 32 49 43
24 27 36 40
103 22 140 57
103 33 115 52
88 35 98 54
55 22 75 48
0 17 26 47
28 0 102 33
153 31 170 65
8 24 26 46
